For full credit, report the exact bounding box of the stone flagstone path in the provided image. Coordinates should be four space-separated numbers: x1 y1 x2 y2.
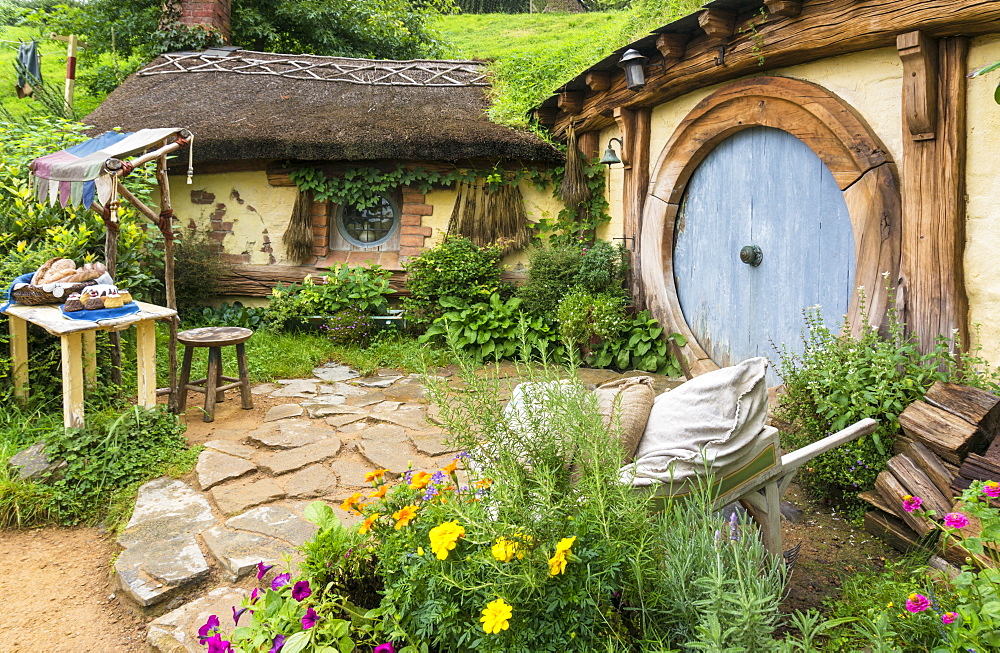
131 363 679 651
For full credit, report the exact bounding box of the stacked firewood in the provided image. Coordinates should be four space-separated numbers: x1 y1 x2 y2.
861 382 1000 565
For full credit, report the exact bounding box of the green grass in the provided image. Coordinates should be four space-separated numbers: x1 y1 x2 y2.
435 1 705 127
0 25 102 119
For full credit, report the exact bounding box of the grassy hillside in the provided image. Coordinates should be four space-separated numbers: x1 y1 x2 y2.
0 25 102 120
436 1 703 127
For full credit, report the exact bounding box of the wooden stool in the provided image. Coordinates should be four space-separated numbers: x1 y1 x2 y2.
176 326 253 422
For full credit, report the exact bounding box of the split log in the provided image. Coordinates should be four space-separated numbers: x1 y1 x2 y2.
893 437 954 498
887 454 951 517
858 490 904 520
957 453 1000 484
863 510 925 554
874 470 935 537
924 381 1000 441
899 399 987 465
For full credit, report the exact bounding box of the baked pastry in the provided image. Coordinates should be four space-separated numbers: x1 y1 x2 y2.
63 293 83 311
103 289 123 309
118 290 133 304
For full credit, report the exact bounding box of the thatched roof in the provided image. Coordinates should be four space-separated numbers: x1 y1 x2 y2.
85 50 561 165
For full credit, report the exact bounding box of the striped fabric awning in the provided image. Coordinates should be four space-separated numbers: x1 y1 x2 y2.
30 127 182 209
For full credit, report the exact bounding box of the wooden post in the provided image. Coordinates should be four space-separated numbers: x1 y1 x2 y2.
10 315 28 401
897 35 969 355
82 330 97 388
157 152 179 411
135 320 157 408
614 106 651 310
61 332 85 428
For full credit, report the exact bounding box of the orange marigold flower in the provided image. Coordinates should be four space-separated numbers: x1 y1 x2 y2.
409 471 433 490
359 514 378 535
441 459 459 474
340 492 363 512
368 485 389 499
365 468 390 484
392 504 419 530
475 478 493 489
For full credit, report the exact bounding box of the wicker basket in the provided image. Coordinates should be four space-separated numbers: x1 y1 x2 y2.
12 281 96 306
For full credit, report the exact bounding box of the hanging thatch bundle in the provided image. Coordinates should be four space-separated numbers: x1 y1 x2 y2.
559 124 590 209
448 180 531 254
283 189 315 263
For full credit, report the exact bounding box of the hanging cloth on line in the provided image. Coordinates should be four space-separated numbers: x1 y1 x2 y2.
15 40 40 98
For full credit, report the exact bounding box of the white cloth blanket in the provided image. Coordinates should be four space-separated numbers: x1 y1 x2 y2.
621 357 770 488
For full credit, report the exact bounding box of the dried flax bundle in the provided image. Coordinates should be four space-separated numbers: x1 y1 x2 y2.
283 189 315 263
448 180 531 254
559 124 590 209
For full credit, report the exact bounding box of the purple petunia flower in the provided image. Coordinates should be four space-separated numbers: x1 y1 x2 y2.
272 572 291 590
374 643 396 653
256 561 274 580
302 606 318 630
250 588 262 603
268 634 287 653
205 633 233 653
292 580 312 601
198 615 220 643
232 606 248 626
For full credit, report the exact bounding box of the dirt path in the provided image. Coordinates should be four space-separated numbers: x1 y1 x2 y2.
0 527 148 652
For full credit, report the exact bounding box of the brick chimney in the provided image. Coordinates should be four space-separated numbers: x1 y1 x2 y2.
175 0 232 44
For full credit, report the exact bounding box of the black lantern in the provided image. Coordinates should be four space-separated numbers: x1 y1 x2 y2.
618 49 648 91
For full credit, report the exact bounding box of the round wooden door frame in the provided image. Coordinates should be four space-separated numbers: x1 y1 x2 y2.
640 76 902 377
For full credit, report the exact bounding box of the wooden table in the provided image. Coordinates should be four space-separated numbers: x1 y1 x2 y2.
5 301 177 428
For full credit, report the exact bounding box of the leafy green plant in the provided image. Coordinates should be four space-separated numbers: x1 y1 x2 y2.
403 236 508 328
321 307 378 347
588 309 684 376
185 302 267 330
775 294 1000 506
555 286 628 350
516 240 627 319
266 265 392 329
169 232 229 313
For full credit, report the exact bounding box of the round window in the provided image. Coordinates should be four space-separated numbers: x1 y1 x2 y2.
337 196 399 247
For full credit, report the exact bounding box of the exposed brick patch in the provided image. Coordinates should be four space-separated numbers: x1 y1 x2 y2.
401 225 433 238
208 203 235 246
401 190 426 204
399 234 425 248
260 228 275 265
400 214 422 227
190 189 215 205
402 203 433 216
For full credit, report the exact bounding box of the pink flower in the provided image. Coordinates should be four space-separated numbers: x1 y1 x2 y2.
905 593 930 613
374 644 396 653
292 580 312 601
301 606 318 630
256 561 274 580
271 572 291 590
902 495 923 513
944 512 969 530
942 611 958 624
984 481 1000 498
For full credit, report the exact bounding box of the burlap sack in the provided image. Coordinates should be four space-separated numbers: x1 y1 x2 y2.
594 376 656 463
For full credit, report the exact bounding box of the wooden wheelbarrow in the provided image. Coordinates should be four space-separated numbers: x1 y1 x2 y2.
645 418 878 555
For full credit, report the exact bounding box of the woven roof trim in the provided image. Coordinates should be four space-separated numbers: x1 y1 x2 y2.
138 52 490 87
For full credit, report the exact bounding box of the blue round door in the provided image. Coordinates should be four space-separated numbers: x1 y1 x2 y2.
673 126 855 385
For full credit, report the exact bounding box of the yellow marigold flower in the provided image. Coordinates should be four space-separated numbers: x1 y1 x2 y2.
340 492 363 512
392 504 419 530
555 536 577 553
475 478 493 489
492 537 517 563
441 459 459 474
480 598 512 634
359 514 378 535
409 471 433 490
365 468 390 483
368 485 389 499
548 550 568 576
429 520 465 560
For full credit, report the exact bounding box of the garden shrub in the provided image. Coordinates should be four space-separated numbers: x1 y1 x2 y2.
170 232 229 313
516 241 628 320
265 264 392 329
402 236 507 328
775 296 1000 506
184 302 267 330
321 307 377 346
588 309 685 376
576 239 629 297
555 286 628 351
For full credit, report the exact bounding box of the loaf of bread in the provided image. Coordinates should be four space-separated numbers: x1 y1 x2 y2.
30 257 60 285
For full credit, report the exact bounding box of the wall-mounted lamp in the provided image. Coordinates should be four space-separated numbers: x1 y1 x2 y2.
618 49 648 91
600 137 624 166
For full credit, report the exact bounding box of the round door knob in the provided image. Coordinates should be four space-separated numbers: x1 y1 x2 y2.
740 245 763 267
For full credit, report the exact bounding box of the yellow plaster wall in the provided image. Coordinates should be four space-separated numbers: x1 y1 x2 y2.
964 35 1000 364
170 170 299 265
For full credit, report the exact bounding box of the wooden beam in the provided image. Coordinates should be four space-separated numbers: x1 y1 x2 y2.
577 130 601 161
698 9 736 40
898 37 969 356
655 33 688 71
557 90 584 115
551 0 1000 135
898 31 938 140
534 107 559 127
585 71 612 92
763 0 802 17
614 106 651 310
